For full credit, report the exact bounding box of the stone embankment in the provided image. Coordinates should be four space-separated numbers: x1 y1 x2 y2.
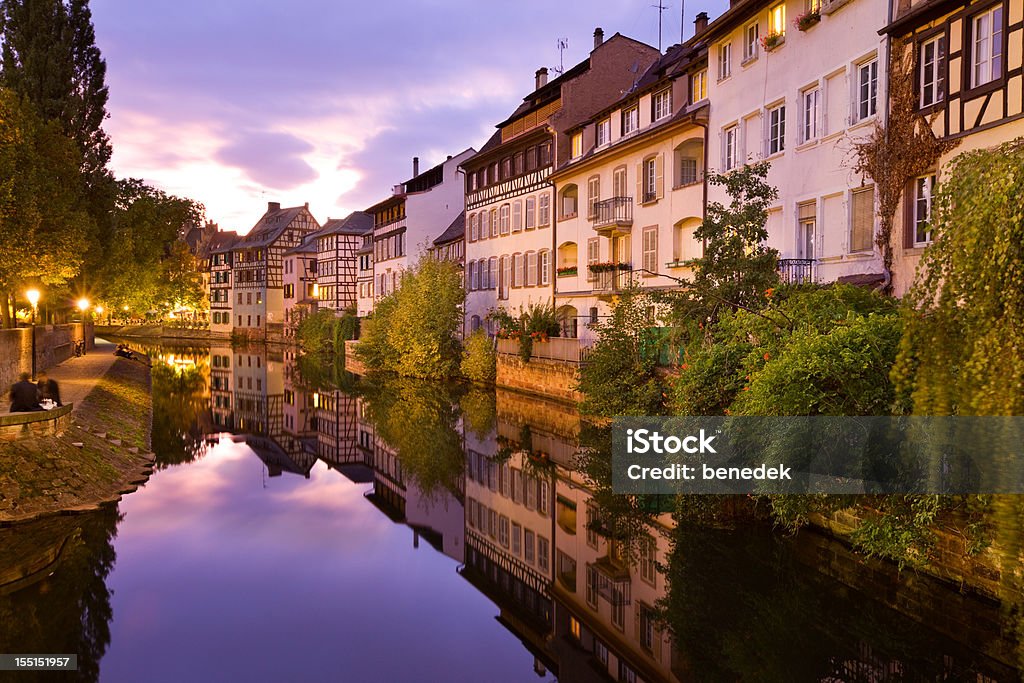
0 343 155 524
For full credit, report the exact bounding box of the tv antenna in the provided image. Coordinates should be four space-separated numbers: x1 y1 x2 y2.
680 0 686 43
652 1 669 51
554 38 568 75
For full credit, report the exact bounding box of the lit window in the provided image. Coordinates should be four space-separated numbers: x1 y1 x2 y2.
571 131 583 159
971 7 1003 87
690 70 707 103
622 105 639 135
768 2 786 38
596 118 610 145
569 616 581 640
768 103 786 154
718 41 732 80
653 88 672 120
919 35 946 107
914 174 936 246
856 58 878 121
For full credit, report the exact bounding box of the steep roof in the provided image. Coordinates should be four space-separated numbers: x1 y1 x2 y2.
208 230 240 254
239 205 314 248
433 211 465 246
284 231 319 256
321 211 374 236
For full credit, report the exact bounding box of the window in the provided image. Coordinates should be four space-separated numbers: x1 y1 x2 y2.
490 209 499 237
512 201 522 232
643 226 658 273
723 125 739 170
539 142 552 166
919 35 946 107
690 69 707 103
569 616 581 640
768 103 786 155
914 174 936 246
587 238 600 281
613 166 628 198
538 193 550 226
718 41 732 80
539 250 550 286
622 105 639 135
594 641 608 667
850 186 875 252
642 157 657 202
538 536 550 571
501 256 511 299
802 87 820 142
596 118 610 146
514 253 524 287
799 201 817 259
512 523 521 555
587 176 600 218
499 204 510 235
480 210 490 239
525 196 536 229
489 257 498 290
526 251 538 286
611 587 625 630
571 131 583 159
501 156 512 179
498 515 509 548
586 504 599 548
768 2 786 38
744 22 759 61
524 529 535 564
640 604 656 652
652 88 672 120
514 152 524 175
856 59 878 121
560 185 578 218
618 662 637 683
640 536 657 584
971 7 1003 88
586 565 599 608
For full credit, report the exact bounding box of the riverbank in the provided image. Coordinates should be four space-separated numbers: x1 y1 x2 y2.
95 323 212 341
0 352 155 524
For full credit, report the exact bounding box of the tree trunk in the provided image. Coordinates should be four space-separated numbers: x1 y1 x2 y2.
1 291 11 329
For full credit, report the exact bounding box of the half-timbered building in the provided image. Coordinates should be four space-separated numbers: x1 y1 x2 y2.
232 201 320 341
884 0 1024 294
208 230 239 338
316 211 373 315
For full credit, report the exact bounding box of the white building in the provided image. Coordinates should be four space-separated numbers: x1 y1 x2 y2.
365 152 475 303
696 0 888 286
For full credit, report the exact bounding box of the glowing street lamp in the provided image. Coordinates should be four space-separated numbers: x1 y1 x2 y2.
26 289 40 380
77 298 90 318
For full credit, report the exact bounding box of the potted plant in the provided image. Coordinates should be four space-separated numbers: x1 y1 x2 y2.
795 10 820 31
556 266 578 277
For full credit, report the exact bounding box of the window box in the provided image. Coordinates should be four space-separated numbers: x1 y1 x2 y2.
556 266 578 277
795 10 820 31
761 33 784 51
587 262 631 274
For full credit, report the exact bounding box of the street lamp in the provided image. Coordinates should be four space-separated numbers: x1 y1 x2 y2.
77 298 90 320
26 289 40 381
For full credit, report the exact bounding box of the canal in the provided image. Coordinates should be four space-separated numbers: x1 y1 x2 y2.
0 341 1020 682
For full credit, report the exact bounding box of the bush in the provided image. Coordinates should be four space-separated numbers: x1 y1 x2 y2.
296 309 359 355
461 328 496 384
489 301 560 362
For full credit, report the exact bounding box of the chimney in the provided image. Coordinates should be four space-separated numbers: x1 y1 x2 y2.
304 202 309 209
593 27 604 49
267 201 281 212
413 156 419 176
694 12 709 35
535 67 548 90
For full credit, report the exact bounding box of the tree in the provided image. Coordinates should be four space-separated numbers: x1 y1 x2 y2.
0 88 90 326
161 241 207 314
688 161 780 317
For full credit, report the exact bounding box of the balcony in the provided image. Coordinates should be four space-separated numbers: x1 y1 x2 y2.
779 258 815 284
591 196 633 234
589 263 631 295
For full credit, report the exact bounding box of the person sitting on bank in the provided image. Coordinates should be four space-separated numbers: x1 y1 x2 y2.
36 372 62 407
9 372 42 412
114 344 133 359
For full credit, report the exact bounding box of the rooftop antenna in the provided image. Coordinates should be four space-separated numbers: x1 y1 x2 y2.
554 38 568 75
680 0 685 43
652 1 669 51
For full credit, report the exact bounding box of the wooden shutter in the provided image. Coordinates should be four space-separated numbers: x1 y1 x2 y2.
903 179 916 248
635 163 643 202
655 153 665 199
851 187 875 252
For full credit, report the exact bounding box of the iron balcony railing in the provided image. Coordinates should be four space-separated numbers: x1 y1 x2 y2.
591 196 633 230
778 258 816 284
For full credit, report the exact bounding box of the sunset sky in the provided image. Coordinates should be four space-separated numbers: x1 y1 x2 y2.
92 0 728 232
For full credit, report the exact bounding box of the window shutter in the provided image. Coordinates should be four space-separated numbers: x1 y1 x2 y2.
635 163 643 203
798 201 816 221
903 180 916 248
634 602 641 640
850 186 875 252
655 153 665 199
515 254 524 287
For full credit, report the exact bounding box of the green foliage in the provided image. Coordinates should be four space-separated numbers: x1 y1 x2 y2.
296 308 359 356
355 257 465 380
460 328 496 384
578 283 667 417
489 301 559 362
162 240 207 313
688 161 780 316
459 386 496 440
894 139 1024 417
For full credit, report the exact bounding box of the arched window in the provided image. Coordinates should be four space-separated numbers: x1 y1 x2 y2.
559 184 578 218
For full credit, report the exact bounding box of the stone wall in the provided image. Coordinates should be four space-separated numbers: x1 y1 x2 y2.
0 404 73 441
0 323 92 391
496 354 581 404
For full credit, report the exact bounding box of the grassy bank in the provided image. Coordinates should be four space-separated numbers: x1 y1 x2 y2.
0 358 154 524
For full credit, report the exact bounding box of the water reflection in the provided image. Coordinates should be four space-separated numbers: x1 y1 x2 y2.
0 341 1019 682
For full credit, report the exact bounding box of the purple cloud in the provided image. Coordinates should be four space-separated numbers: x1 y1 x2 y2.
216 131 318 190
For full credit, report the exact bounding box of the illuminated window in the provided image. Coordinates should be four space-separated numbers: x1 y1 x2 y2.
571 131 583 159
569 616 581 640
768 2 786 38
690 70 707 103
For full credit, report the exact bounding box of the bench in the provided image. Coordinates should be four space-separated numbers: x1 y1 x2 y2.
0 404 74 442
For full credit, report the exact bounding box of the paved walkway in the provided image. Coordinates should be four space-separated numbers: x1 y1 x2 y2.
41 341 120 413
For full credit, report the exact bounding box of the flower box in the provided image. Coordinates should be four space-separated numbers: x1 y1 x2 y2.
587 262 631 274
556 266 578 277
795 11 820 31
760 32 784 51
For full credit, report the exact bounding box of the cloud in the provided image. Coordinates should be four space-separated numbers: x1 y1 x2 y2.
215 130 318 189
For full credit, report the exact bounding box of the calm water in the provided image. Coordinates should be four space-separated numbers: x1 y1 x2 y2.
0 341 1020 682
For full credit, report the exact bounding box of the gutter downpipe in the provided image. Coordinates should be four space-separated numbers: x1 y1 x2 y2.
876 0 895 293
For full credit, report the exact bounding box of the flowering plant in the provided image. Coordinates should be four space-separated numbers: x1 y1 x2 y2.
760 32 783 50
556 266 578 277
794 10 820 31
587 261 632 273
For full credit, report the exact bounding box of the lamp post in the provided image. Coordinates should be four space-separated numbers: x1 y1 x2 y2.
77 297 90 320
26 289 40 381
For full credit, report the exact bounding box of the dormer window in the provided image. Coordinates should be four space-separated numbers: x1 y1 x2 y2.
690 70 707 103
596 118 611 146
571 132 584 159
622 105 639 135
653 88 672 121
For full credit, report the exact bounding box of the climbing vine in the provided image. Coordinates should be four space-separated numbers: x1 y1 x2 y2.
847 36 959 293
